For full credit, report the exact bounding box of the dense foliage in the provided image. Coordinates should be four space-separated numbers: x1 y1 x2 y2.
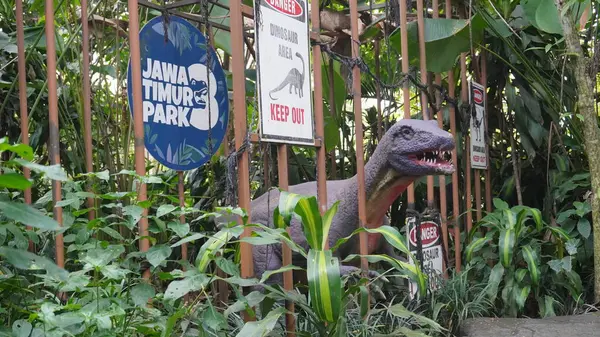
1 0 599 336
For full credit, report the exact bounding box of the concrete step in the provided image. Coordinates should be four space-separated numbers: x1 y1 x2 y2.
460 313 600 337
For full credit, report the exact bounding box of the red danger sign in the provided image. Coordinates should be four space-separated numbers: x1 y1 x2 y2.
473 88 483 104
409 221 440 248
266 0 303 17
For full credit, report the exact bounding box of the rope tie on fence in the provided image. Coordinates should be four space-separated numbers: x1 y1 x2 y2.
225 135 251 207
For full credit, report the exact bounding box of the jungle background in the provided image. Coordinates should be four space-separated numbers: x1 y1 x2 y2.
0 0 600 336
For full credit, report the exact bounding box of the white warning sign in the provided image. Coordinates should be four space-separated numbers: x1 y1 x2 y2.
469 80 488 169
407 215 444 299
254 0 315 145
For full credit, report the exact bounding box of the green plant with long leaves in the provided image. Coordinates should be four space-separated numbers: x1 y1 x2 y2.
465 198 585 317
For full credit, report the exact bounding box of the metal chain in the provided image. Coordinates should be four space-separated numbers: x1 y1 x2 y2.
312 39 466 115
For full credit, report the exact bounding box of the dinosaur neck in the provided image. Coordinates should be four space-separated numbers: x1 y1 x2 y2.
352 144 416 228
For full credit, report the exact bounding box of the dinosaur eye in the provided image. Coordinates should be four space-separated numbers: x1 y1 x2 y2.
398 126 414 140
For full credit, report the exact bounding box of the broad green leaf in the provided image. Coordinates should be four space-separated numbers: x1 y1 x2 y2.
12 319 32 337
539 295 557 318
168 221 190 237
388 303 444 331
515 285 531 310
388 15 486 73
260 264 304 284
234 307 286 337
81 245 125 268
503 209 516 230
171 232 205 247
201 304 227 332
147 244 172 267
225 291 265 318
0 247 68 280
522 245 540 286
307 249 342 323
12 159 67 181
131 283 155 307
359 285 369 318
493 198 510 210
0 201 60 230
0 173 32 190
196 226 244 272
577 218 591 238
215 256 240 276
157 204 177 218
486 263 505 302
277 190 304 224
0 142 34 160
529 208 543 232
565 238 580 255
321 201 339 250
465 236 492 263
363 225 412 255
499 229 515 267
164 271 209 301
295 197 323 250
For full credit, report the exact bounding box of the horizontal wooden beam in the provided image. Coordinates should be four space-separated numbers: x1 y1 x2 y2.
249 133 322 148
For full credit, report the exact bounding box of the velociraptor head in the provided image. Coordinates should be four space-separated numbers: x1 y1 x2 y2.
381 119 455 176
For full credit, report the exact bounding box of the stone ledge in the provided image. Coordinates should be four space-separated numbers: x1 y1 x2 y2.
460 313 600 337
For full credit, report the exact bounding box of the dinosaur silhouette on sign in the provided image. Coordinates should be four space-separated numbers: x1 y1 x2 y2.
471 107 483 142
269 52 305 100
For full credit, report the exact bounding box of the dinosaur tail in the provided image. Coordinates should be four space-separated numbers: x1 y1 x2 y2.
269 77 290 100
295 52 305 78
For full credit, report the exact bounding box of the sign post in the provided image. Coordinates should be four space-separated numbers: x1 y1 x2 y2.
469 80 487 170
127 15 229 171
254 0 315 145
407 210 445 299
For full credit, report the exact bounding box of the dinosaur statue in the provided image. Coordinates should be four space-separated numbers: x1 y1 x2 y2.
269 52 305 100
216 118 455 285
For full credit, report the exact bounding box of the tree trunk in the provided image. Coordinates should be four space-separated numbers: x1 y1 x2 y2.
554 0 600 303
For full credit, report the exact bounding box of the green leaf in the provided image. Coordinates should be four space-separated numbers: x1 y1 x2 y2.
486 263 505 302
0 173 32 190
522 245 540 286
359 285 369 317
493 198 509 210
168 221 190 237
294 197 324 250
388 303 445 331
565 238 580 255
465 236 492 263
260 264 304 284
0 142 34 160
307 249 342 323
321 201 339 249
131 283 155 307
0 247 68 280
147 244 172 267
12 159 67 181
196 226 244 272
577 218 591 238
12 319 32 337
0 201 60 230
201 304 227 332
171 233 205 247
234 307 287 337
157 204 177 218
515 285 531 310
362 225 412 255
164 271 209 301
499 229 515 267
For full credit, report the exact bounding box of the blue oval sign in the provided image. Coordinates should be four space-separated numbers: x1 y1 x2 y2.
127 15 229 171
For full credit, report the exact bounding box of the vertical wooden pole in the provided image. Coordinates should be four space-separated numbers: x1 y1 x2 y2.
230 0 254 310
432 0 448 276
277 144 295 336
417 0 435 207
375 39 383 141
460 12 472 236
311 0 329 216
445 0 461 271
399 0 415 208
328 59 337 179
349 0 369 302
482 51 492 213
127 0 151 279
82 0 95 220
45 0 64 269
16 0 34 252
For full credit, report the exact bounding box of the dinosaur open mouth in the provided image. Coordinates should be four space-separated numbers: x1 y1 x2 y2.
409 150 452 167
